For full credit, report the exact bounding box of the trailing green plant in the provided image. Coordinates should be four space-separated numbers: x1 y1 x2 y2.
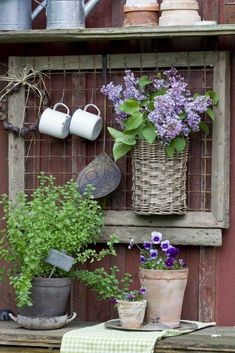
0 173 118 307
77 266 146 304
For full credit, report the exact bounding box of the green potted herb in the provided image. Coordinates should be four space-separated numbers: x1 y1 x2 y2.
77 266 147 329
0 173 117 316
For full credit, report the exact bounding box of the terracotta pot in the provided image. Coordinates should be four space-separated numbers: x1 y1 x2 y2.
159 0 201 26
123 0 160 27
139 268 188 328
116 300 147 329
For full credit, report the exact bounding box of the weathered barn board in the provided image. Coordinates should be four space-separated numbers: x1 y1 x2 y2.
0 322 235 353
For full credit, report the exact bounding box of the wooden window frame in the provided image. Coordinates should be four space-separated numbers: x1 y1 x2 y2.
8 51 230 246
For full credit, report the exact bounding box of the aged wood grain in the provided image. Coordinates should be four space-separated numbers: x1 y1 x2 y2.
0 323 235 352
1 25 235 44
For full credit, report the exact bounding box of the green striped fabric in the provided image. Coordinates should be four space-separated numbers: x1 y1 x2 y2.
60 320 215 353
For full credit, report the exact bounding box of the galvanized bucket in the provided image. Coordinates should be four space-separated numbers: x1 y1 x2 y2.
47 0 85 29
0 0 32 30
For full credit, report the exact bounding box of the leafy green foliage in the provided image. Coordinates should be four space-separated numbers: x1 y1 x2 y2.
0 173 118 307
77 266 134 301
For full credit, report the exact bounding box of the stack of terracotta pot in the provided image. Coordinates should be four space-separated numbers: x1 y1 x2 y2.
123 0 201 27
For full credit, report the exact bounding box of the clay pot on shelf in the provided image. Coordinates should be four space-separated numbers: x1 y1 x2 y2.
116 300 147 329
159 0 201 26
123 0 160 27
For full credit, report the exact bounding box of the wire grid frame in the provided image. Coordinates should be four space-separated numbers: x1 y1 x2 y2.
24 55 213 212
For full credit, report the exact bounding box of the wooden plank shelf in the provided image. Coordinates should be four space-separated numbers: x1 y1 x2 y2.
0 322 234 352
1 24 235 43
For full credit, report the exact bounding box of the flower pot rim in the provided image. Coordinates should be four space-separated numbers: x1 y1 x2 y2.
139 267 188 272
117 299 147 304
124 5 160 13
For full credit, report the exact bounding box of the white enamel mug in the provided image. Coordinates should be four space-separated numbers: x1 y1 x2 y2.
39 103 71 139
69 104 103 141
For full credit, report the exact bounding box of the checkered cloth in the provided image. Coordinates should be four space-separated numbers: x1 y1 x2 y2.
60 320 216 353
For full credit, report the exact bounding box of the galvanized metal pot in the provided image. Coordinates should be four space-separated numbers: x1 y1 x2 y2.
0 0 33 30
19 277 71 317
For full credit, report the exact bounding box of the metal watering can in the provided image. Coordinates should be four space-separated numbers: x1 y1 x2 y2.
0 0 101 30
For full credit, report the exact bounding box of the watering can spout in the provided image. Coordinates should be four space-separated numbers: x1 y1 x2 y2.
85 0 101 17
32 0 47 21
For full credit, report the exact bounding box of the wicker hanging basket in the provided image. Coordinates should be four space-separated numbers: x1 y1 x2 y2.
132 140 188 215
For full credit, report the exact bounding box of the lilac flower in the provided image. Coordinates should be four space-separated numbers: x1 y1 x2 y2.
151 231 162 244
143 241 152 250
101 67 216 160
161 240 170 251
123 70 145 101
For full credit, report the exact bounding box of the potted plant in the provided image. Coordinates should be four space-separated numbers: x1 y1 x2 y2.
128 231 188 328
0 173 117 317
101 68 218 215
77 266 147 329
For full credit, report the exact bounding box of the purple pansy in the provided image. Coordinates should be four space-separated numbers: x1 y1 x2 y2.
143 241 152 250
160 240 170 251
165 257 175 268
166 246 179 258
150 249 158 259
151 231 162 244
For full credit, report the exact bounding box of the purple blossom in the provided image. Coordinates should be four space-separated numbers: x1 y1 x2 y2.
110 297 117 304
161 240 170 251
143 241 152 250
150 249 158 259
165 257 175 268
140 255 146 264
123 70 145 101
125 292 135 300
139 287 147 295
166 246 179 258
179 258 187 267
151 231 162 244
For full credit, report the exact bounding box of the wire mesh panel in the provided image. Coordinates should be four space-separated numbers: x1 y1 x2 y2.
23 55 213 213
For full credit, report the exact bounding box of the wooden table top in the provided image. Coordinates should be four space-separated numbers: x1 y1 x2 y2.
0 321 234 352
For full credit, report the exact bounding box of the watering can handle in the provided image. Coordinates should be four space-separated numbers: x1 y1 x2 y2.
32 0 47 22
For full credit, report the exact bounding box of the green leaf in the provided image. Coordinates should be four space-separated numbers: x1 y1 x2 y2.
174 137 186 152
165 141 175 158
119 99 139 114
138 75 151 88
199 121 209 134
113 141 133 161
206 91 219 105
117 134 136 146
124 112 144 131
142 124 156 144
206 107 215 121
107 127 123 139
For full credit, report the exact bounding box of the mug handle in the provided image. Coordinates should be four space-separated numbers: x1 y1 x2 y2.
53 103 70 116
84 104 101 117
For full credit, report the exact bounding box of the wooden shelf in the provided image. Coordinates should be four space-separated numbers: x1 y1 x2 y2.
0 24 235 43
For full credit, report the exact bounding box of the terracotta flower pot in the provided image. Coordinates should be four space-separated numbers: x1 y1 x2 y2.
116 300 147 329
159 0 201 26
123 0 160 27
139 268 188 328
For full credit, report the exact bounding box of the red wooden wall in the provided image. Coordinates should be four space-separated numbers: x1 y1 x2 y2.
0 0 235 325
